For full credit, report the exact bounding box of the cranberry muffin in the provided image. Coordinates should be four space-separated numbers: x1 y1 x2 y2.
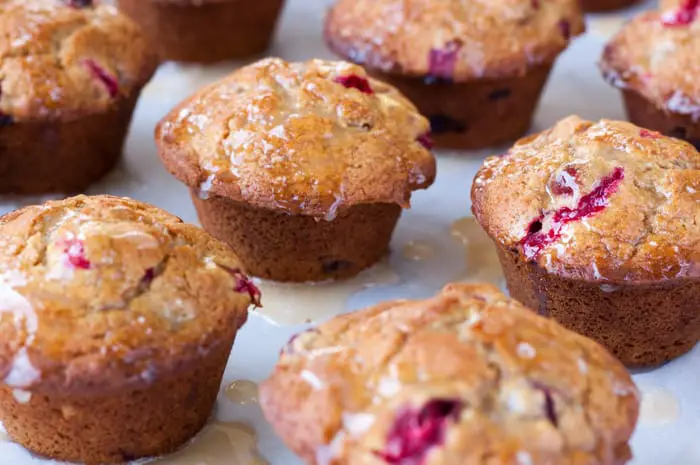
156 58 436 283
325 0 585 150
0 195 259 464
581 0 640 12
0 0 157 194
472 116 700 367
600 2 700 149
118 0 285 63
261 283 639 465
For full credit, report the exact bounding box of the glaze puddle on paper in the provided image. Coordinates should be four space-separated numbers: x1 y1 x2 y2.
225 380 259 406
450 217 504 285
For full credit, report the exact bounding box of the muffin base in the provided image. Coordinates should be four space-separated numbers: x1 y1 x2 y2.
191 192 401 282
581 0 640 12
497 247 700 367
0 93 140 195
118 0 285 63
0 332 238 465
622 89 700 150
371 64 553 150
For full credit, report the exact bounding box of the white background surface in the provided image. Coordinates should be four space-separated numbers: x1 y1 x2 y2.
0 0 698 463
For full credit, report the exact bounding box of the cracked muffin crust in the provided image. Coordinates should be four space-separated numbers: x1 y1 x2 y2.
0 0 157 194
600 2 700 149
261 283 639 465
0 195 257 464
325 0 585 149
472 116 700 366
157 57 436 282
118 0 285 63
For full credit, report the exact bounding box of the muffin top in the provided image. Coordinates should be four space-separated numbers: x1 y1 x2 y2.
0 0 156 122
472 116 700 282
324 0 585 81
157 58 436 220
0 195 258 394
261 283 638 465
600 4 700 117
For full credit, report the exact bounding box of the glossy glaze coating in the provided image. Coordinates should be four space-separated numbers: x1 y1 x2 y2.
325 0 585 81
261 283 639 465
0 0 154 122
472 116 700 282
157 58 435 219
0 195 255 394
600 5 700 118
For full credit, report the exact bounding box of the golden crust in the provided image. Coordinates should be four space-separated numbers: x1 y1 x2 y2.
600 9 700 117
472 116 700 282
0 195 253 394
325 0 585 81
260 283 639 465
156 58 436 219
0 0 157 121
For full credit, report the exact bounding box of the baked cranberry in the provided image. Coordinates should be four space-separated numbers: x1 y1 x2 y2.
662 0 699 27
376 399 462 464
531 0 540 8
217 264 262 307
64 239 91 270
558 20 571 39
85 60 119 97
521 167 625 260
533 384 558 426
549 166 579 196
429 114 467 134
488 88 512 101
427 41 462 80
66 0 92 7
639 129 661 139
0 113 13 126
334 74 373 94
417 132 434 150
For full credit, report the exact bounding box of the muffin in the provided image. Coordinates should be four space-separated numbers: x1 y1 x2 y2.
156 58 436 283
0 0 157 194
324 0 585 150
0 195 258 464
117 0 286 63
600 3 700 149
472 116 700 367
261 283 639 465
581 0 640 12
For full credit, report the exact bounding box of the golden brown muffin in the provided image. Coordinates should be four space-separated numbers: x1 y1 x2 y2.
472 116 700 367
600 3 700 149
261 283 640 465
118 0 285 63
0 195 259 464
0 0 158 194
156 57 436 283
581 0 640 12
324 0 585 150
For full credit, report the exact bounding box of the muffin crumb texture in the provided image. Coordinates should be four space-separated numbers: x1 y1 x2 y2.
601 6 700 121
473 116 700 282
0 0 153 122
157 57 435 220
325 0 585 81
261 284 639 465
0 195 255 393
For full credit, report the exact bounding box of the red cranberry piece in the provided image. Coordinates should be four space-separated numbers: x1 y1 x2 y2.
427 40 462 80
533 384 558 426
531 0 540 8
417 132 434 150
85 60 119 97
549 166 579 196
66 0 93 7
376 399 462 464
662 0 699 26
639 129 661 139
217 264 262 307
334 74 373 94
64 239 91 270
0 113 13 126
558 20 571 39
521 167 625 260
